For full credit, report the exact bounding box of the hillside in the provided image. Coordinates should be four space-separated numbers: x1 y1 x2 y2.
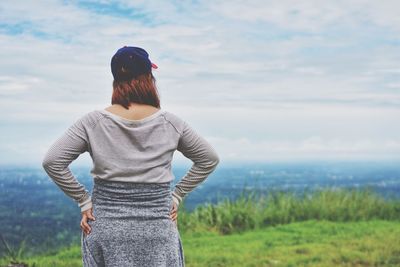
1 220 399 267
1 187 400 266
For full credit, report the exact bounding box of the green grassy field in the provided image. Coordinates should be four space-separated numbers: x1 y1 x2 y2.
1 219 399 267
2 187 399 266
182 219 400 267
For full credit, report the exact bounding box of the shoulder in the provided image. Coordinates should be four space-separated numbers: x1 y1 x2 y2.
160 111 187 136
74 110 106 129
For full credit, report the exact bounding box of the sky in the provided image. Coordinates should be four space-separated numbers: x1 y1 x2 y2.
0 0 400 167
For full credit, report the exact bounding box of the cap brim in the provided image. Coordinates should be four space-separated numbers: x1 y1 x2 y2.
151 62 158 69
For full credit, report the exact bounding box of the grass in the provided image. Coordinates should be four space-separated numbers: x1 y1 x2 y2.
1 220 399 267
1 187 399 266
182 219 400 267
177 186 400 235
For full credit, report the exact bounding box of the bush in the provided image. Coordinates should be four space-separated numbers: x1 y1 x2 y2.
178 186 400 235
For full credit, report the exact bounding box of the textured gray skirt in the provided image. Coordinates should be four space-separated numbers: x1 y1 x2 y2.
81 178 185 267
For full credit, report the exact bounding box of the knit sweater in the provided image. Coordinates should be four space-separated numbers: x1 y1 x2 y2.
42 108 220 212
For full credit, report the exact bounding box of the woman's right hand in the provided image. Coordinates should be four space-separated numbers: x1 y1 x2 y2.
81 207 96 236
170 200 178 225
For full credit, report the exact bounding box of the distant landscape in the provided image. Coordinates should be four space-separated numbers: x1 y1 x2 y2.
0 161 399 266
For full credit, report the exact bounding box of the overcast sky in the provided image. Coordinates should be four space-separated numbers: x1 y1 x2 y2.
1 0 399 167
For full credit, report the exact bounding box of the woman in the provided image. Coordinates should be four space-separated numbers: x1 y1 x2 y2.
42 46 220 266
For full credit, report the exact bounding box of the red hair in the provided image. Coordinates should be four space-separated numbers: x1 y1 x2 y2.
111 72 161 109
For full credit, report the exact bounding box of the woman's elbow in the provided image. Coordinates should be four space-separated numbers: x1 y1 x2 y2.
208 152 220 167
42 153 55 171
42 157 51 171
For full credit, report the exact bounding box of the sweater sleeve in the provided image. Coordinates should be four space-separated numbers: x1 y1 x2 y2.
171 121 220 207
42 115 92 213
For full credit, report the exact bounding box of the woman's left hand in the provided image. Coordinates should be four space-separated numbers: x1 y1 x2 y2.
81 207 96 235
170 200 178 226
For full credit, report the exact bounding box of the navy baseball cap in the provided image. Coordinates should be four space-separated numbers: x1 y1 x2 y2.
111 46 158 81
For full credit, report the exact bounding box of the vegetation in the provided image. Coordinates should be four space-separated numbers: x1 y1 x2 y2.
177 186 400 235
1 187 399 266
1 220 399 267
183 219 400 267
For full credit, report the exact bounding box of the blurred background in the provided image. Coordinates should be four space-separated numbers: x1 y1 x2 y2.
1 1 399 265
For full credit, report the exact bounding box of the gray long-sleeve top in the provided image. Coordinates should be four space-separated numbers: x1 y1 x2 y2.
42 108 220 212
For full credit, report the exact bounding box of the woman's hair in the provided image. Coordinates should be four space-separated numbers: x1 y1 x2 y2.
111 72 161 109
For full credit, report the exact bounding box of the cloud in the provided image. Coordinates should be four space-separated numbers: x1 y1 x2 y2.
211 135 400 162
208 0 400 32
0 1 399 164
